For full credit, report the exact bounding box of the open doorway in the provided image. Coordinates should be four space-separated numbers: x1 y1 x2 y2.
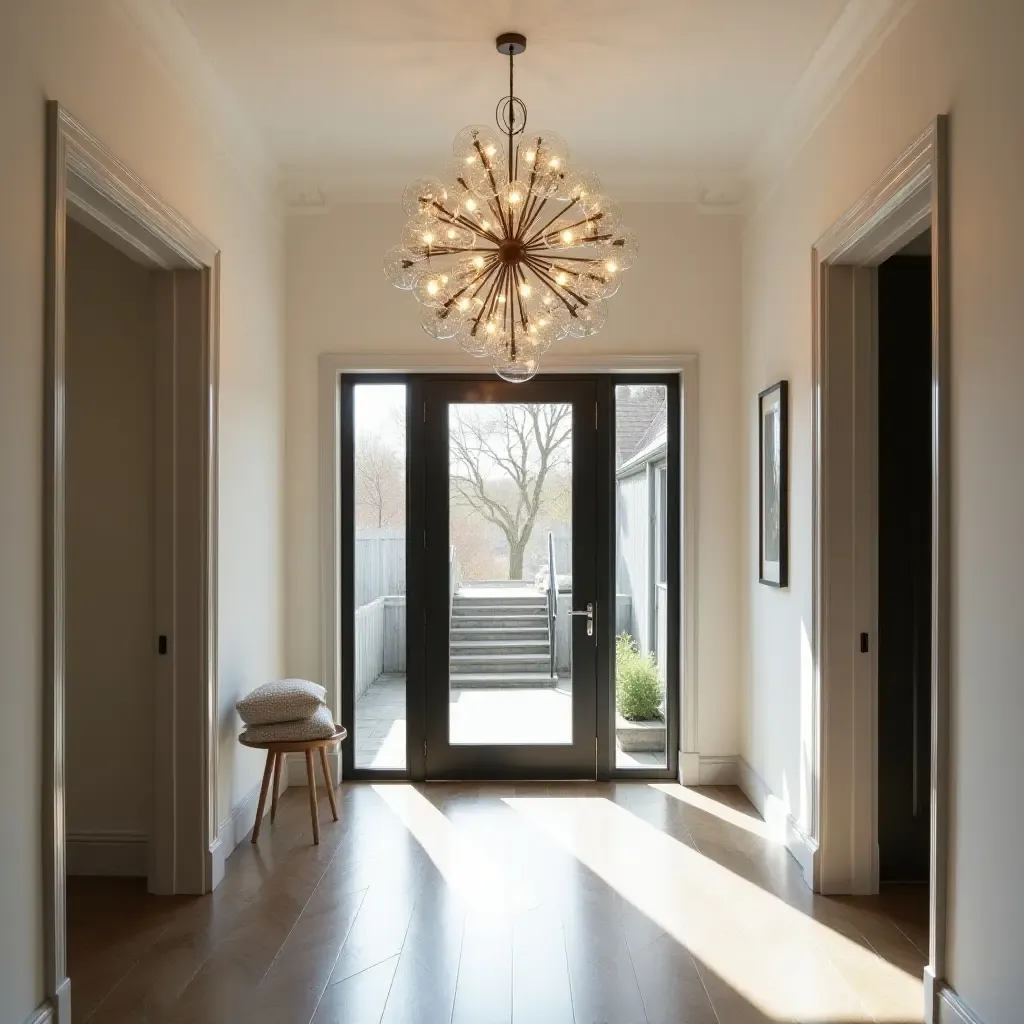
877 233 932 885
811 117 950 1019
44 104 220 1020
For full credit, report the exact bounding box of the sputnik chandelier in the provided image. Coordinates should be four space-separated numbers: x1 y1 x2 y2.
383 33 638 382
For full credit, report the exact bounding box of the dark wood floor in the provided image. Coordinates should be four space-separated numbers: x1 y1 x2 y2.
68 782 928 1024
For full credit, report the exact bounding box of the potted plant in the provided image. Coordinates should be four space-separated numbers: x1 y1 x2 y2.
615 632 666 753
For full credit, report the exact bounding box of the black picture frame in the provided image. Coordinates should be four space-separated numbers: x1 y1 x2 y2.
758 380 789 588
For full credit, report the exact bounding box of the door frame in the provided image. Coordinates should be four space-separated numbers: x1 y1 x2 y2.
44 103 220 1023
320 355 697 783
810 117 950 1017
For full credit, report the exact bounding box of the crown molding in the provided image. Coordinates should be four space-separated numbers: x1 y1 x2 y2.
110 0 281 213
279 171 750 215
747 0 918 212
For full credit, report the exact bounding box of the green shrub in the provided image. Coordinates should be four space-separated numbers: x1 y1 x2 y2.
615 632 663 721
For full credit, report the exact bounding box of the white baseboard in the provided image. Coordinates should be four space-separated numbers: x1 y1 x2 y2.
66 831 147 877
697 755 739 785
679 751 700 785
737 757 818 889
209 776 270 888
24 1001 55 1024
925 972 985 1024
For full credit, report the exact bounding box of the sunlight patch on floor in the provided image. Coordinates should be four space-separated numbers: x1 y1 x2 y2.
503 795 923 1023
372 784 541 915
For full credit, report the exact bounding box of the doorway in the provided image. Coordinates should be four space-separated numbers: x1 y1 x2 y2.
877 238 933 884
338 372 681 782
45 103 220 1021
811 116 950 1019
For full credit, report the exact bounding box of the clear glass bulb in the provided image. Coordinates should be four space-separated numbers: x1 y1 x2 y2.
402 177 448 219
566 297 608 338
420 303 460 340
413 269 452 307
455 319 491 358
382 245 421 290
402 214 443 254
604 230 639 271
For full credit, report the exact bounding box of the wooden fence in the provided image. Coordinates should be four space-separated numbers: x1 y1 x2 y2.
355 530 406 607
354 530 406 698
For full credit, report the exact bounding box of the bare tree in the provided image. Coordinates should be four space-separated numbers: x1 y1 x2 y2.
449 404 571 579
355 435 404 528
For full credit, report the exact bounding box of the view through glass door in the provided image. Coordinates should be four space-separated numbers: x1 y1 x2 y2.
423 379 599 779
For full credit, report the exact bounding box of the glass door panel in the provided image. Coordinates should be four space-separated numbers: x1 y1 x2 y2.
613 382 678 772
351 383 408 770
424 379 598 779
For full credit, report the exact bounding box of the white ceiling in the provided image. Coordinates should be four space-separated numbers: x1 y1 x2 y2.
170 0 860 204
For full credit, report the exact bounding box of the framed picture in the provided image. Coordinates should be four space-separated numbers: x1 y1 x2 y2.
758 380 788 587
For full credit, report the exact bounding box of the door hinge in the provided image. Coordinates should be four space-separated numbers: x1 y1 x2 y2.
423 400 427 423
423 528 427 549
860 632 869 653
157 635 168 655
595 401 599 429
424 740 428 758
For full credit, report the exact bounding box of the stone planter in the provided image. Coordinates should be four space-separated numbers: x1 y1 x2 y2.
615 715 666 753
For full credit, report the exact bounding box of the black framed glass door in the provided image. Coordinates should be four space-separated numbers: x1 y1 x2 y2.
422 378 600 779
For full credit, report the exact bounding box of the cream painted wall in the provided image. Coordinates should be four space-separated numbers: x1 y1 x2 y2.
740 1 1024 1019
284 201 742 758
64 220 156 852
0 3 285 1019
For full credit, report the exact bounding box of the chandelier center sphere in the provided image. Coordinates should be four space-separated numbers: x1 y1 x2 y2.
499 238 526 266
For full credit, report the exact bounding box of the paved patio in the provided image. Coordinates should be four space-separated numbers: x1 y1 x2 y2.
354 673 666 770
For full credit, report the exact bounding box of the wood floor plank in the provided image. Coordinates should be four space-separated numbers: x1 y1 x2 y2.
311 954 401 1024
511 905 575 1024
450 910 513 1024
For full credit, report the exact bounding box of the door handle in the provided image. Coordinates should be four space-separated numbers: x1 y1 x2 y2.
570 602 594 637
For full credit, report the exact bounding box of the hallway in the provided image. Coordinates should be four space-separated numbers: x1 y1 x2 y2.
68 783 926 1024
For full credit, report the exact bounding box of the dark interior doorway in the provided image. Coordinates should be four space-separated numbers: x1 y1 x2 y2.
876 232 933 884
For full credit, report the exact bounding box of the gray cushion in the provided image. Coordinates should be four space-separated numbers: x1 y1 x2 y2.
240 705 338 744
235 678 327 726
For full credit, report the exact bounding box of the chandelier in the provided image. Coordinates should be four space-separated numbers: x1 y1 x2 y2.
383 33 638 382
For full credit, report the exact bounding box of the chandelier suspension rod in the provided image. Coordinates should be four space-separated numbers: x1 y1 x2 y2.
508 48 515 183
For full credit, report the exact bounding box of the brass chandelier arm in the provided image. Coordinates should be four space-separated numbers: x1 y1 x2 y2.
477 262 508 329
430 201 505 245
514 264 531 327
522 197 580 248
517 192 549 242
527 210 602 247
524 255 590 308
522 255 586 314
442 255 500 309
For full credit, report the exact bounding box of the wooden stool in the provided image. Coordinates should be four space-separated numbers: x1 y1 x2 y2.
239 725 347 845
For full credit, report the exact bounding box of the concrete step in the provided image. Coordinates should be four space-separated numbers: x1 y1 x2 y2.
450 652 550 674
450 639 550 655
453 599 548 613
450 627 549 642
449 613 549 630
448 671 557 689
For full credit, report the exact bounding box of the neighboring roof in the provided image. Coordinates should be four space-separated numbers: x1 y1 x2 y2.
615 387 668 467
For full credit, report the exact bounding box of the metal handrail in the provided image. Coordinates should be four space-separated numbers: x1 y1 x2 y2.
449 545 459 623
547 531 557 678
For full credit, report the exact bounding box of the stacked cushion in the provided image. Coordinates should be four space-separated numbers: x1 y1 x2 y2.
236 679 337 742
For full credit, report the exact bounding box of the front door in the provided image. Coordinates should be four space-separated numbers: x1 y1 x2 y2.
422 378 599 778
